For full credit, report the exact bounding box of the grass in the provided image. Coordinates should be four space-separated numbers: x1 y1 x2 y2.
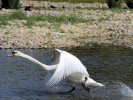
0 15 9 26
44 15 89 24
2 39 8 43
9 10 27 20
0 10 90 28
0 8 132 28
0 10 26 26
4 31 11 34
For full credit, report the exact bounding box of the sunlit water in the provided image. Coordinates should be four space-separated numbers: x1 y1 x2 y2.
0 45 133 100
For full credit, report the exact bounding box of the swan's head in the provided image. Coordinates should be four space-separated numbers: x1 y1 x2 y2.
7 51 24 57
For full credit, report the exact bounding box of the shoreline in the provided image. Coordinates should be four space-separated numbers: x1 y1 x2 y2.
0 5 133 49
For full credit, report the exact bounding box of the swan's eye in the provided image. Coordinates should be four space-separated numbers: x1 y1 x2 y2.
12 52 17 54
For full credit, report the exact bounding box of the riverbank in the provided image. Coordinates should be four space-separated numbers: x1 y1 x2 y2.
0 7 133 49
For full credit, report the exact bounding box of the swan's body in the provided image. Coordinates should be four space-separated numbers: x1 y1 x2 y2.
8 49 104 93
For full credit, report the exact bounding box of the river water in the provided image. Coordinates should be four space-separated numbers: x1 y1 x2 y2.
0 45 133 100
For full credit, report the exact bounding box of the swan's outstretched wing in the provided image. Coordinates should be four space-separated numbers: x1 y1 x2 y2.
50 49 61 65
45 50 88 87
44 73 53 83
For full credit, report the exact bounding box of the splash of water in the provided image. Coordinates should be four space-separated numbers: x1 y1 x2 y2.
120 83 133 97
90 81 133 98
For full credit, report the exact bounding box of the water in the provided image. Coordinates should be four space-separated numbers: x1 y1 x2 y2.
0 45 133 100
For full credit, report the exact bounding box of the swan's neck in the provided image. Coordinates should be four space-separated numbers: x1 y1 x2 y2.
21 54 53 71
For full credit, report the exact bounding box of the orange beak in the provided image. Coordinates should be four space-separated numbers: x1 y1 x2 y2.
7 53 15 57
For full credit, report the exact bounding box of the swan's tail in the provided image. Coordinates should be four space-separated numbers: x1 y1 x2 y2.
86 77 105 87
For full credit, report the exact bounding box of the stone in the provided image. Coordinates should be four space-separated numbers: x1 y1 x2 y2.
121 3 128 9
50 5 56 9
24 6 34 11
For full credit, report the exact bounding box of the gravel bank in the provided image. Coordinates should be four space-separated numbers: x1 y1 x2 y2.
0 8 133 49
20 0 108 9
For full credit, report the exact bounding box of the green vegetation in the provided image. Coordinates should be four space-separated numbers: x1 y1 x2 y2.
4 31 11 34
1 0 20 9
0 10 91 28
0 15 9 26
9 10 27 20
0 10 26 26
2 40 8 43
0 8 132 28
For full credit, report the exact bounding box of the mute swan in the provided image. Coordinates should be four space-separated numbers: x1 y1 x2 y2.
8 49 105 93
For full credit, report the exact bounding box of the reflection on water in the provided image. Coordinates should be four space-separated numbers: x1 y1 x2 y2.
0 45 133 100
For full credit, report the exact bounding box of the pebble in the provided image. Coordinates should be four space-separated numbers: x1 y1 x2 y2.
0 2 132 49
56 32 67 36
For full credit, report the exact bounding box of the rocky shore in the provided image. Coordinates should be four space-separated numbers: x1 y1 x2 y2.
0 1 133 49
20 0 108 9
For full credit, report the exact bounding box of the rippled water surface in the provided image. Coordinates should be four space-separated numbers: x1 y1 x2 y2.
0 45 133 100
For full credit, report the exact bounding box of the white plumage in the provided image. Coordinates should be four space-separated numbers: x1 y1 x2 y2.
46 49 88 87
8 49 104 93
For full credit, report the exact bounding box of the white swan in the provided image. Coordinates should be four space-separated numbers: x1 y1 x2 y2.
8 49 104 93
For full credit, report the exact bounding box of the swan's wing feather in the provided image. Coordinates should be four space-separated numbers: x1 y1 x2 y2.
44 73 53 83
50 49 61 65
46 50 88 87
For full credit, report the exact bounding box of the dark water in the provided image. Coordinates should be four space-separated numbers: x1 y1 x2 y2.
0 45 133 100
